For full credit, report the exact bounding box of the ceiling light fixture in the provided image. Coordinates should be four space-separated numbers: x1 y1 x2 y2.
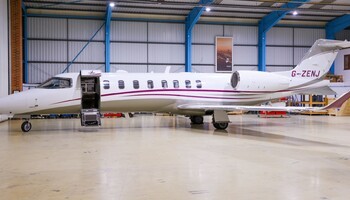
292 10 298 16
109 2 115 7
205 7 211 12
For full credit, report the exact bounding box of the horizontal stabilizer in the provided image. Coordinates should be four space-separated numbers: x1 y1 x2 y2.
298 86 337 95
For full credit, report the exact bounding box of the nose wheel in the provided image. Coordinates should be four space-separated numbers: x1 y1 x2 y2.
21 121 32 132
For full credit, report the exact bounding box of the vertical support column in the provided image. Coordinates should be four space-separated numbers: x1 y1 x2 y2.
185 23 193 72
10 0 23 92
326 29 335 74
185 0 213 72
258 24 266 72
105 5 112 73
22 3 28 83
257 0 310 71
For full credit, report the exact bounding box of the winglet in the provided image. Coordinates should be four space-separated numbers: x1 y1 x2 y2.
322 90 350 110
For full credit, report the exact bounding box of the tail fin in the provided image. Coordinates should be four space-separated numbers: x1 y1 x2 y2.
276 39 350 81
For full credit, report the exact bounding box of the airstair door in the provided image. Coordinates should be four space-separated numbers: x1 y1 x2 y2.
80 70 102 126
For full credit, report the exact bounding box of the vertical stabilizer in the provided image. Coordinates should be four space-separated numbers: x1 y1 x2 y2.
276 39 350 83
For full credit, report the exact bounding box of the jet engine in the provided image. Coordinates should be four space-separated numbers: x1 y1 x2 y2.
230 71 291 91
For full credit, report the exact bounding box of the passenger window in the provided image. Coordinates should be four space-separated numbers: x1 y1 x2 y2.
103 80 110 89
147 80 154 89
196 80 202 88
173 80 179 88
185 80 191 88
133 80 139 89
161 80 168 89
118 80 125 89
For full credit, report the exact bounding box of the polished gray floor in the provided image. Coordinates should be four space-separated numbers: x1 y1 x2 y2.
0 114 350 200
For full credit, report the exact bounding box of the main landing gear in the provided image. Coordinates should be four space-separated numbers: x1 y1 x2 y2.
21 120 32 132
212 110 230 130
190 116 204 124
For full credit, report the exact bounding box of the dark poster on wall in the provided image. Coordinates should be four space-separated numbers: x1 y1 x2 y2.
215 37 233 72
345 54 350 70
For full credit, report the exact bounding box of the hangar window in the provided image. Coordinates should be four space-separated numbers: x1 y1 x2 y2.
103 80 110 89
185 80 191 88
173 80 179 88
118 80 125 89
133 80 139 89
196 80 202 88
147 80 154 89
161 80 168 89
38 77 72 89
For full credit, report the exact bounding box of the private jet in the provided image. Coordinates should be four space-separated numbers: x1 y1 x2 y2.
1 39 350 132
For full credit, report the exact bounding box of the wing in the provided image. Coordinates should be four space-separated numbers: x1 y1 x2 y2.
178 90 350 112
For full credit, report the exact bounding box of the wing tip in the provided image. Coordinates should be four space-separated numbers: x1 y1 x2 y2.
323 90 350 110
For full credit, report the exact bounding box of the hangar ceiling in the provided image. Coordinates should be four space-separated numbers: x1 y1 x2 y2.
23 0 350 26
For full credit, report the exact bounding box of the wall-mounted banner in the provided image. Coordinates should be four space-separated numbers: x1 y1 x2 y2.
215 37 233 72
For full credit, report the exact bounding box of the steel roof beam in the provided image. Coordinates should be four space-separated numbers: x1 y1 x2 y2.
325 14 350 74
185 0 214 72
258 0 310 72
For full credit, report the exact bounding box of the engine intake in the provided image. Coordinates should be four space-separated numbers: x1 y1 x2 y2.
231 71 291 91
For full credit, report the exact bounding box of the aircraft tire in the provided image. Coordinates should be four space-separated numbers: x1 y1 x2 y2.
21 121 32 132
213 122 228 130
190 116 204 124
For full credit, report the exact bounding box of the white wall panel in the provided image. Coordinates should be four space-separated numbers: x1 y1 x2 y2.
28 18 67 39
192 45 214 64
294 28 325 46
224 25 258 45
267 27 293 45
193 24 223 44
148 65 184 73
266 47 293 65
148 44 184 63
111 65 147 73
148 23 185 43
233 46 257 65
336 30 350 41
294 47 309 65
266 66 293 72
0 0 8 97
233 66 258 71
68 19 104 40
192 66 215 73
68 42 104 62
69 64 105 72
28 40 67 61
111 21 147 42
28 64 66 83
111 43 147 63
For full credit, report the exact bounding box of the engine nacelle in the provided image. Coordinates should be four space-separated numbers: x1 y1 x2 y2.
231 71 291 91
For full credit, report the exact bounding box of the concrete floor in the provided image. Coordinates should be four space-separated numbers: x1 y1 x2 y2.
0 114 350 200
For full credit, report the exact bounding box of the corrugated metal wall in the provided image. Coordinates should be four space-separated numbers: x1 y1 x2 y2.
28 17 336 83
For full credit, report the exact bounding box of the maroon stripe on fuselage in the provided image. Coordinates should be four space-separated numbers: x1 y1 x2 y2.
52 88 289 105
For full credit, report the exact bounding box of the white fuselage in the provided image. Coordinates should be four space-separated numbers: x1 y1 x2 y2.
0 72 329 116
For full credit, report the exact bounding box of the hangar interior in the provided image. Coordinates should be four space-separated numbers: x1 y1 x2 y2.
1 0 350 199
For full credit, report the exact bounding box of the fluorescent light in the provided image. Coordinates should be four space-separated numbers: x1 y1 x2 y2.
205 7 211 12
292 10 298 16
109 2 115 7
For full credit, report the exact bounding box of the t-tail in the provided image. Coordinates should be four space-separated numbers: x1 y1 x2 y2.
276 39 350 87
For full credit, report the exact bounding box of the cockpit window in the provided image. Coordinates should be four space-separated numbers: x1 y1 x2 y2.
38 77 72 89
